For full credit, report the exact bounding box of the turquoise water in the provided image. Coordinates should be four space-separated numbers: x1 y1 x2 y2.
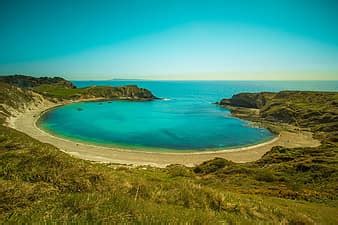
39 80 338 152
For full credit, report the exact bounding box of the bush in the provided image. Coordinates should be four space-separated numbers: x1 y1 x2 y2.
166 165 194 178
254 169 276 182
193 158 232 174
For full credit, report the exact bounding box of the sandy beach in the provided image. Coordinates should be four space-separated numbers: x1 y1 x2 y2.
8 101 321 167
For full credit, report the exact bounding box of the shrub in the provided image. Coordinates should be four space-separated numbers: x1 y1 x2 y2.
193 158 232 174
254 169 276 182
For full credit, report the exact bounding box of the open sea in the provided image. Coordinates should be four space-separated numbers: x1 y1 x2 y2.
39 80 338 152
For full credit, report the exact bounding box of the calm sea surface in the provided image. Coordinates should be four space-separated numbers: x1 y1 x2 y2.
39 80 338 151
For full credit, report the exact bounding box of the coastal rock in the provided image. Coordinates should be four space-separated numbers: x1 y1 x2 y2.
219 92 274 109
261 107 296 123
83 85 156 100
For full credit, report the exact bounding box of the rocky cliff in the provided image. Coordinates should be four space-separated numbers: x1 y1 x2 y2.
81 85 155 100
218 91 338 145
219 92 275 108
0 82 44 123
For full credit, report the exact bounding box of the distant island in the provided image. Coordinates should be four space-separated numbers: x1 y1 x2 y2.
111 78 148 81
0 75 337 224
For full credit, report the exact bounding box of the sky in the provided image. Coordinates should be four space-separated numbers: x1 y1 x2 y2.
0 0 338 80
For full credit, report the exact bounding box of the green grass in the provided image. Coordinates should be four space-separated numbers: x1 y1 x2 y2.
194 146 338 203
33 84 86 98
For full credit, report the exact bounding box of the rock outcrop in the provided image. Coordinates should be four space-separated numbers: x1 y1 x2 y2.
83 85 156 100
0 82 44 123
218 92 275 109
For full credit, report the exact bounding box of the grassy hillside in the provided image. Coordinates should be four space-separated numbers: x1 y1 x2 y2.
0 77 337 224
1 125 337 224
194 145 337 202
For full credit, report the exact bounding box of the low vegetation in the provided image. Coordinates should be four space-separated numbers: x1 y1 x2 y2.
0 76 337 224
194 145 337 202
1 125 337 224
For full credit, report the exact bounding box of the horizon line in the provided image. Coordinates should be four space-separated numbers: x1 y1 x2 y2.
1 70 337 81
70 78 338 81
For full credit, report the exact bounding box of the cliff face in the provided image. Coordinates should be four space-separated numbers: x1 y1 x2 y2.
0 82 44 123
0 75 76 89
218 91 338 145
83 85 155 100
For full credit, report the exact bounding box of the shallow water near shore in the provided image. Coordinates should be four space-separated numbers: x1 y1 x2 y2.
39 80 337 151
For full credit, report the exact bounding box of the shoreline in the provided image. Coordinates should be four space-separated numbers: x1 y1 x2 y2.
37 104 279 154
9 99 321 167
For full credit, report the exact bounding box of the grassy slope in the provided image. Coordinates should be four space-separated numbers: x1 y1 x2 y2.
260 91 338 144
194 145 338 202
1 125 337 224
0 81 337 224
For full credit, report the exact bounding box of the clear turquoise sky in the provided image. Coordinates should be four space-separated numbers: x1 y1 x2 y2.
0 0 338 80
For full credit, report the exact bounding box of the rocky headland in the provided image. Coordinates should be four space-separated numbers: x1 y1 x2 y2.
217 91 338 146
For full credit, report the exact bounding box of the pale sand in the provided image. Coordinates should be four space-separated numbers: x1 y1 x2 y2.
9 101 321 168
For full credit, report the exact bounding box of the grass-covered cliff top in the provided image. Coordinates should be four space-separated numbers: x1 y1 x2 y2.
33 84 155 100
0 76 337 224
